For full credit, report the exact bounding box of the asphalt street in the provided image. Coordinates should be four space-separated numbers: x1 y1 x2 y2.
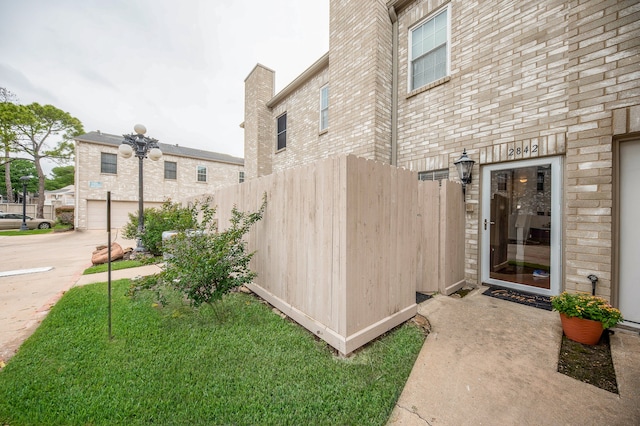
0 229 135 362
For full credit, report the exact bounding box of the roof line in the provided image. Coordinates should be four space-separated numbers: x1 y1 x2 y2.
266 52 329 108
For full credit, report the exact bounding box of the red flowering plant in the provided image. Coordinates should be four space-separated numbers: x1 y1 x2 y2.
551 292 623 329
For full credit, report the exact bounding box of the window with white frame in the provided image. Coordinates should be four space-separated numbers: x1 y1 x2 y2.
276 113 287 151
101 153 117 174
239 171 245 183
320 85 329 131
196 165 207 182
410 5 449 91
164 161 177 180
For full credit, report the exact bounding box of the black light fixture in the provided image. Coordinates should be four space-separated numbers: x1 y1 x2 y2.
119 124 162 252
454 149 475 201
19 175 34 231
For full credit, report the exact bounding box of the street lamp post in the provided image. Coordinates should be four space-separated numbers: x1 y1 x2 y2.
19 175 34 231
119 124 162 252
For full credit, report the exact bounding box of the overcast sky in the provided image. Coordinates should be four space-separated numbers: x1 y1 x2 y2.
0 0 329 171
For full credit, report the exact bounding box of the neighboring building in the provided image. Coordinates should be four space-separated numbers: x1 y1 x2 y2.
75 131 244 230
44 184 75 207
243 0 640 326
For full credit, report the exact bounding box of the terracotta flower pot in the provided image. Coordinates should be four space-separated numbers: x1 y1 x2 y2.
559 313 603 345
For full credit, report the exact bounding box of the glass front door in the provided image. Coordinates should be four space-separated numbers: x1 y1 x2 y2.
482 157 561 296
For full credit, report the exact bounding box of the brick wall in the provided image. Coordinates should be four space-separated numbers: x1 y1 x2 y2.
326 0 393 162
270 67 330 173
564 0 640 297
393 0 640 298
396 0 574 285
244 64 275 179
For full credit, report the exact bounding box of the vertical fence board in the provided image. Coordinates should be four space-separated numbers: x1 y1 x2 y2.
417 181 440 293
439 180 466 295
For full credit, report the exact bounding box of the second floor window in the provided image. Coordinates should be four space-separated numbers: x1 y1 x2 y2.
277 113 287 151
101 153 117 174
239 171 245 183
320 85 329 131
164 161 177 180
410 6 449 91
197 166 207 182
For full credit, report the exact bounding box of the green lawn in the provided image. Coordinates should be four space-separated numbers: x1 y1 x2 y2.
0 228 53 236
0 279 425 425
0 225 72 236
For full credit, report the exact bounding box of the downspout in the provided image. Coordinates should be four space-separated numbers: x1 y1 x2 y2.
389 6 399 166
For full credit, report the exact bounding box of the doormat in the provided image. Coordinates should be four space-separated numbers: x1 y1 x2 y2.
558 331 618 394
482 285 552 311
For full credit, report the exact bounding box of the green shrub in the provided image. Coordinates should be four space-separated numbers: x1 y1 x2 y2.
128 195 267 314
122 200 197 256
55 206 74 227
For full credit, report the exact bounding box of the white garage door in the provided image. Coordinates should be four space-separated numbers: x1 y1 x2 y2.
86 200 162 230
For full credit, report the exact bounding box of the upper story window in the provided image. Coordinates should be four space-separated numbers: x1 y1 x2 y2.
239 171 245 183
197 165 207 182
164 161 177 180
101 153 117 174
320 85 329 131
410 5 450 91
276 113 287 151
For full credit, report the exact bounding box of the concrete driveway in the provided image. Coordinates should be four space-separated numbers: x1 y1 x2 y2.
0 229 135 362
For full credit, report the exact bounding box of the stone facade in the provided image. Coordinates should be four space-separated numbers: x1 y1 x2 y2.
75 131 243 229
243 0 640 305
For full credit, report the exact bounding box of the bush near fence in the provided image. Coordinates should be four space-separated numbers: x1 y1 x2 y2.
55 206 75 227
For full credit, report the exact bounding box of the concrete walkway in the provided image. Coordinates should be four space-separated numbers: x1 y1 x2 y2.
74 263 164 287
388 289 640 425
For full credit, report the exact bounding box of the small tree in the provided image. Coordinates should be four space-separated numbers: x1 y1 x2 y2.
129 195 267 317
122 200 197 256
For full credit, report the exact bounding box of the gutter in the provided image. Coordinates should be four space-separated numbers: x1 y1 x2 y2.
389 6 398 166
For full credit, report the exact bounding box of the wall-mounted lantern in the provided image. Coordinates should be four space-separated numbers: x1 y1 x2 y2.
454 149 475 200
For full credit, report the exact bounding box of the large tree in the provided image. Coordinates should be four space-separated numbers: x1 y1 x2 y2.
0 159 38 200
0 88 19 203
45 165 74 190
11 103 83 217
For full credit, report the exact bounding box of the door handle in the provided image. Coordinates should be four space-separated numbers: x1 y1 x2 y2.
484 219 496 230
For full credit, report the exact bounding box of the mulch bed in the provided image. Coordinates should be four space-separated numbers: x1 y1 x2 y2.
557 331 618 394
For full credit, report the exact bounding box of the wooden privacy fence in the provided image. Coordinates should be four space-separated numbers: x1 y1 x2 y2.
210 155 465 355
0 203 54 220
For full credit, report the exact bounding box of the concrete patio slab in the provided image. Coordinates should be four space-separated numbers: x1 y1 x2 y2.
388 289 640 425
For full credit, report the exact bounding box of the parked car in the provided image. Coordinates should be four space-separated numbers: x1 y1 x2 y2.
0 213 54 230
